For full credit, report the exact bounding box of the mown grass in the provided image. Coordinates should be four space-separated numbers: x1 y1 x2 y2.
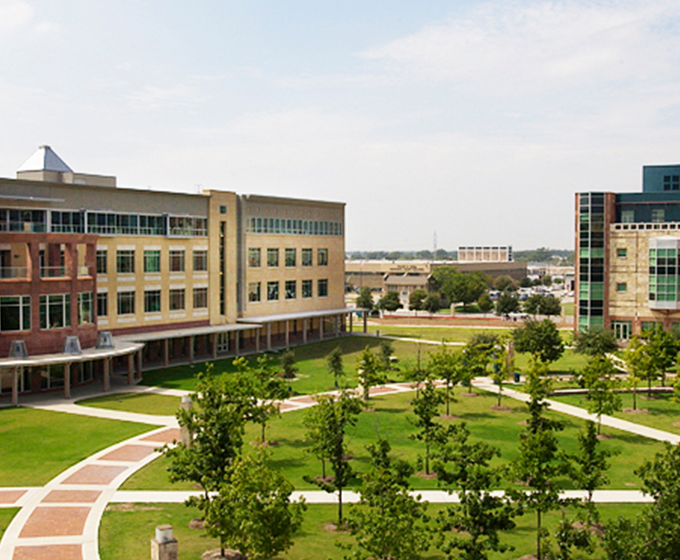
99 501 644 560
121 389 664 492
139 336 430 394
0 508 18 541
76 393 182 416
0 407 153 486
552 391 680 435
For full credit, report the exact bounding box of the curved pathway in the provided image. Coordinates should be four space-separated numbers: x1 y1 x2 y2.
0 377 678 560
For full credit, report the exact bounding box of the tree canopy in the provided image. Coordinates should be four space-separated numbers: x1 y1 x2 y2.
512 318 564 365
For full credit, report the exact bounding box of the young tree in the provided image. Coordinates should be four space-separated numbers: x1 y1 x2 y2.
344 439 431 560
495 291 520 315
409 288 427 316
304 390 363 526
623 335 658 400
376 290 403 315
581 356 622 434
378 339 395 372
603 443 680 560
163 366 251 499
326 345 345 388
432 422 516 560
427 344 463 416
643 325 679 387
279 349 298 379
203 449 306 560
566 420 615 520
490 340 513 407
356 346 386 402
510 361 566 560
574 327 619 357
423 292 442 314
512 318 565 365
355 286 374 310
238 356 291 443
410 378 448 475
477 292 494 314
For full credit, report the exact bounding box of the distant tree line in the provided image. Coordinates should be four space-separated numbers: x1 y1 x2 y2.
346 247 574 265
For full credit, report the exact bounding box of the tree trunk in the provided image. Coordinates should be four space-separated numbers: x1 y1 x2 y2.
338 486 343 525
633 385 637 410
497 384 502 407
425 440 430 475
446 383 451 416
537 509 542 560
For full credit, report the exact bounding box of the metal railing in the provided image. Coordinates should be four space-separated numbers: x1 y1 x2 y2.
0 267 29 279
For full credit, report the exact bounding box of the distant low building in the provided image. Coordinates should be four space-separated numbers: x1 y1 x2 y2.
458 246 513 262
345 259 527 307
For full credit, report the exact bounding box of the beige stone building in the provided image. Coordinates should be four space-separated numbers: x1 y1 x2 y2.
0 146 350 402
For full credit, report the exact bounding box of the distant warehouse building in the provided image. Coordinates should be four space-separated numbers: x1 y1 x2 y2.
0 146 352 402
576 164 680 338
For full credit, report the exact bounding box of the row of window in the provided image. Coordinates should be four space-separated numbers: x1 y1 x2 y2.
98 288 209 317
0 208 208 237
0 293 93 332
246 216 342 236
248 279 328 302
248 247 327 268
98 249 208 275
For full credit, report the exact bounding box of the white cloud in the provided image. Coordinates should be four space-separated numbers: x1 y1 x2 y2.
126 84 210 109
0 0 34 33
363 0 680 95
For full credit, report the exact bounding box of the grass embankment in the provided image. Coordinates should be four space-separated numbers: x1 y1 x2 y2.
99 502 642 560
0 509 18 541
0 407 153 486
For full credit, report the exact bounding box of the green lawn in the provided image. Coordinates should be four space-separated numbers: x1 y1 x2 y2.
0 407 153 486
122 389 664 492
350 324 513 343
99 501 643 560
76 393 182 416
139 336 429 394
0 508 18 541
552 391 680 436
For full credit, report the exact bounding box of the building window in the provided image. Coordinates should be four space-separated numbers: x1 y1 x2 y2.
267 248 279 267
267 281 279 301
144 250 161 273
220 205 227 214
78 292 93 325
318 248 328 266
612 320 632 340
169 250 185 272
302 279 313 298
170 289 185 310
663 175 680 191
318 278 328 297
652 209 665 223
96 250 107 274
248 282 261 303
97 293 108 317
285 280 296 299
616 283 627 292
193 250 208 272
285 248 296 267
116 250 135 274
40 294 71 328
621 210 635 223
117 291 135 316
617 248 627 258
144 290 161 313
248 248 261 268
0 296 30 332
302 248 313 267
193 287 208 309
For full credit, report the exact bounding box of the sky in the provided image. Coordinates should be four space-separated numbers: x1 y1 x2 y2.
2 0 680 252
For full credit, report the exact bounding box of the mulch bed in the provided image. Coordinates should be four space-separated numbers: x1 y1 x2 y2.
490 405 512 411
201 550 245 560
414 471 438 479
623 408 649 414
